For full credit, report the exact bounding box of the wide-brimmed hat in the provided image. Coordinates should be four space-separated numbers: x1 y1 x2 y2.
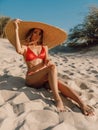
5 20 67 49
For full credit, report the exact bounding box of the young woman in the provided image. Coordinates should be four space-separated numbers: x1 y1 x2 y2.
12 19 94 115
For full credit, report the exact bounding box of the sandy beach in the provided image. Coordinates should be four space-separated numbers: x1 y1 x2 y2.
0 38 98 130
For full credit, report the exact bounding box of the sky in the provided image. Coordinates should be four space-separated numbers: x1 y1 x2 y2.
0 0 98 32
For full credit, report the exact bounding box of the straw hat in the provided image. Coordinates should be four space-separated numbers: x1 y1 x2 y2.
5 19 67 49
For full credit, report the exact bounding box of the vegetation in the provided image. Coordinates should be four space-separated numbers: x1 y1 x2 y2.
0 16 11 38
67 6 98 47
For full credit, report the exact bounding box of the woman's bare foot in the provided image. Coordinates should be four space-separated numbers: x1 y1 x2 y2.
56 99 66 112
81 105 95 116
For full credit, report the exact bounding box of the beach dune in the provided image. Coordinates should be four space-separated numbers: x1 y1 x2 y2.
0 38 98 130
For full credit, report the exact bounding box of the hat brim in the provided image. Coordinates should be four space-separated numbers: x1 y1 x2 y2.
5 20 67 49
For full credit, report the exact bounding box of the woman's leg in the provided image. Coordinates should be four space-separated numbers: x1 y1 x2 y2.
26 65 65 111
47 64 65 111
58 80 94 116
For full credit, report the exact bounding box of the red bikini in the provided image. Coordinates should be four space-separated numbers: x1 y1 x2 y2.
25 46 46 61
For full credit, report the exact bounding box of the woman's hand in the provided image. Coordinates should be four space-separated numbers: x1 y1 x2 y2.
13 19 22 30
44 59 52 66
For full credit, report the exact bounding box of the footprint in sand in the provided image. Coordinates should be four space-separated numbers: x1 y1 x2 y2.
89 61 93 64
13 103 24 115
60 63 63 65
87 93 94 100
95 75 98 78
86 68 90 71
58 73 71 80
63 70 71 74
80 72 85 76
69 65 76 68
62 57 68 62
71 63 75 65
69 72 74 76
91 70 98 74
94 102 98 109
79 82 88 90
90 66 94 69
4 69 9 74
54 62 58 66
89 80 98 84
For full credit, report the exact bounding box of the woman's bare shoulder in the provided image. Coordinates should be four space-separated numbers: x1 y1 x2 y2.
43 45 48 49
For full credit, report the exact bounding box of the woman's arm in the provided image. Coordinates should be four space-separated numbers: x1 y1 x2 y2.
14 19 25 55
44 46 51 65
45 46 49 60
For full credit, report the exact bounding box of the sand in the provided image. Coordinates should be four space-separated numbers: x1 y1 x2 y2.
0 38 98 130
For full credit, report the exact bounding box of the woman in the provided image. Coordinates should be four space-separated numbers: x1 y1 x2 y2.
9 19 94 115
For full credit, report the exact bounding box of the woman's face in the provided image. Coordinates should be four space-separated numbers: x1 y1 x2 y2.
31 28 42 42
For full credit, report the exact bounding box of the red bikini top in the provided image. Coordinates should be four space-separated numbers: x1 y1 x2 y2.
25 46 46 61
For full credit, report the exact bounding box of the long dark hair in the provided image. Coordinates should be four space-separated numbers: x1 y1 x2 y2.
25 28 43 45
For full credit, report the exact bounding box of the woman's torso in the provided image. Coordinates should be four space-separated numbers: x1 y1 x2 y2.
23 45 46 73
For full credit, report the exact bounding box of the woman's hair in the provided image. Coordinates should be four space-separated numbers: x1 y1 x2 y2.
25 28 43 45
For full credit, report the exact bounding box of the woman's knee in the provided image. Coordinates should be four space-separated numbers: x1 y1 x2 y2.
49 63 56 70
